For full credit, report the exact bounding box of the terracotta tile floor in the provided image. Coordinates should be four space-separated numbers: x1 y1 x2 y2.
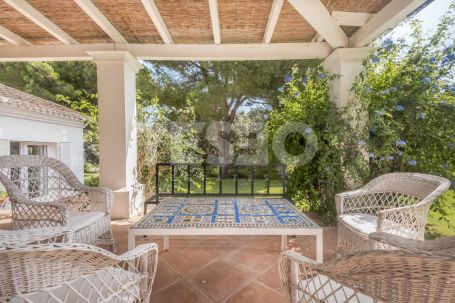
0 211 338 303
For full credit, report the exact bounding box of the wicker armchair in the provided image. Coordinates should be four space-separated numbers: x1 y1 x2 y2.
0 242 158 302
279 249 455 303
336 173 450 256
0 155 115 250
369 231 455 257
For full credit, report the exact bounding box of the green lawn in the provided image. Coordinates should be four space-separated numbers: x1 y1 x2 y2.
158 178 284 195
427 189 455 238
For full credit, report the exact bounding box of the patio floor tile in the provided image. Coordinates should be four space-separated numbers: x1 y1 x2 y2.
153 260 181 292
222 282 286 303
258 264 283 293
161 246 218 277
188 260 251 302
222 239 279 275
151 280 214 303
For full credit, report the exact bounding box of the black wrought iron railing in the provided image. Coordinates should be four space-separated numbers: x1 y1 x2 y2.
148 163 287 207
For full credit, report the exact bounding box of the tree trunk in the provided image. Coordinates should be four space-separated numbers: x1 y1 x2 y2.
216 121 232 178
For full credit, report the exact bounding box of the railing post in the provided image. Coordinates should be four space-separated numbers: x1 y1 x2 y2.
187 165 191 194
155 164 159 203
203 164 207 194
219 166 223 194
281 165 286 197
171 164 175 195
266 169 270 195
250 166 254 195
235 166 238 195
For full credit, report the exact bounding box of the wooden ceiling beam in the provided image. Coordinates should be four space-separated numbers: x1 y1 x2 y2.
287 0 348 49
73 0 128 44
3 0 78 44
140 0 174 44
0 25 32 46
263 0 284 44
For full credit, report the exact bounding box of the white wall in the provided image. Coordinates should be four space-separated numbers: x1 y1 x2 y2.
0 112 84 181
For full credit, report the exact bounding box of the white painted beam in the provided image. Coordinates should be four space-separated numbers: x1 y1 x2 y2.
0 42 333 61
140 0 174 44
208 0 221 44
4 0 78 44
263 0 284 43
73 0 127 44
311 34 324 42
0 25 32 45
331 11 375 27
287 0 348 49
350 0 427 47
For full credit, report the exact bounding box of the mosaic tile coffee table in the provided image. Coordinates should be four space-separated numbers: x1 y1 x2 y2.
129 197 323 262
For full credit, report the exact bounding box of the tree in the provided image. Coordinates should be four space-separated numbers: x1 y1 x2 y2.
138 60 317 166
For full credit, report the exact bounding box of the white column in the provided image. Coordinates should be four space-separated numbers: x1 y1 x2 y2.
323 48 374 188
88 50 144 219
0 139 10 156
323 47 374 108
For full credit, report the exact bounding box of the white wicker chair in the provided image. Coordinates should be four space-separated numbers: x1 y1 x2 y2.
336 173 450 256
279 248 455 303
0 242 159 302
0 155 115 250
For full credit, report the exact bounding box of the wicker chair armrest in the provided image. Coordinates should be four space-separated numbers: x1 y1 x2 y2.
369 232 455 257
279 250 321 303
0 227 73 249
78 186 113 215
11 199 68 229
377 201 432 240
335 189 369 215
112 243 159 301
280 250 319 267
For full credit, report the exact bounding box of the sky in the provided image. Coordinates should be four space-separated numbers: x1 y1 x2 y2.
385 0 453 42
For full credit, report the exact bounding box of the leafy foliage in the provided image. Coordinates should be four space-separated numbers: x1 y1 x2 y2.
267 67 367 223
352 11 455 233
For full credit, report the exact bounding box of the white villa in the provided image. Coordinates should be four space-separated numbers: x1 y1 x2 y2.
0 84 84 180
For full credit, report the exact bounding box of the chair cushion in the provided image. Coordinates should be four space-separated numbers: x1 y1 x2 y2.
298 274 379 303
339 213 419 239
67 211 106 231
339 213 378 235
11 267 141 303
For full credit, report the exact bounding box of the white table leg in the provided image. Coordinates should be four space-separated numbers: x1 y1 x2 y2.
164 235 169 251
316 229 323 263
128 230 135 251
281 235 288 251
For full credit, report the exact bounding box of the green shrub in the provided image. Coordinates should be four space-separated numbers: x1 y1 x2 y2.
267 67 367 223
352 13 455 228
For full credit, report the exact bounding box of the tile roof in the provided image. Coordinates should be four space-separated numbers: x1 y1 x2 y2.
0 84 84 122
